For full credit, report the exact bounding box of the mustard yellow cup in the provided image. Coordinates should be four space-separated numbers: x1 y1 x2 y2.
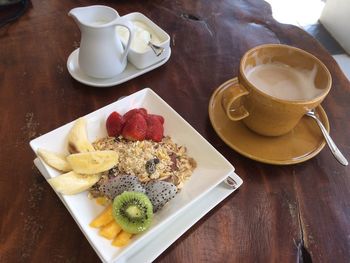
222 44 332 136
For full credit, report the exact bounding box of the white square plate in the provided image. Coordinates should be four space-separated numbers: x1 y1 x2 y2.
34 158 242 263
29 88 242 262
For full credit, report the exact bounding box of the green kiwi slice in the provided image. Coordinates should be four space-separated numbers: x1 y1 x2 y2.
112 191 153 234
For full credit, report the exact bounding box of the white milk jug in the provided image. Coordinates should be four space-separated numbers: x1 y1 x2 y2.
69 5 133 78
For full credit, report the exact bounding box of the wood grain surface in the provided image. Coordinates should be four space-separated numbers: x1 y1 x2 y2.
1 0 349 262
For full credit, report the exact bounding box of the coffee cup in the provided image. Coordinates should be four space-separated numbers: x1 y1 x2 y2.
222 44 331 136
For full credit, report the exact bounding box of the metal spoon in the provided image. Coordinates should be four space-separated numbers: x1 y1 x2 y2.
306 109 348 166
148 34 164 57
225 175 238 189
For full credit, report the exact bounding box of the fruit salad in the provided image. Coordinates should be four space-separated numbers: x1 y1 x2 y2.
37 108 197 248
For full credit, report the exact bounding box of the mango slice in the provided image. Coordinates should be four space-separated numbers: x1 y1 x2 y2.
112 231 133 247
90 205 113 228
99 221 122 240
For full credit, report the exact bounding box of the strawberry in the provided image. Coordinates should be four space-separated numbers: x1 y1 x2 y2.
123 108 148 121
106 111 124 137
146 115 164 142
148 114 164 124
122 113 147 141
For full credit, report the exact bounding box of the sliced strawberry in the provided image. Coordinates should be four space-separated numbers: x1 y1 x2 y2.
148 114 164 125
122 113 147 141
106 111 124 137
123 108 148 121
146 115 164 142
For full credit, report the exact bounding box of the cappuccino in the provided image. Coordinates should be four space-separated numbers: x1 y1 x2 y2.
246 63 323 100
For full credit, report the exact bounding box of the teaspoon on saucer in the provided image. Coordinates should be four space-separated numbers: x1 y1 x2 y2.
306 109 348 166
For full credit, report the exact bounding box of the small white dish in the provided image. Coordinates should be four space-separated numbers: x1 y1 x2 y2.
34 158 241 263
117 12 171 69
67 47 171 87
29 88 242 263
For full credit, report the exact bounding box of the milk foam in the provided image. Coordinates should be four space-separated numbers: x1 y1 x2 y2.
246 63 322 100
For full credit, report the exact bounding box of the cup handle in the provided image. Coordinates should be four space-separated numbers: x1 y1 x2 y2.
221 82 249 121
114 17 134 64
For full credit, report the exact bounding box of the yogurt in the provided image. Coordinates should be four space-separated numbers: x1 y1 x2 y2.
116 21 161 53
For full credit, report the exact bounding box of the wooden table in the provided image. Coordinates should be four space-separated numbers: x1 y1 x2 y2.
1 0 349 262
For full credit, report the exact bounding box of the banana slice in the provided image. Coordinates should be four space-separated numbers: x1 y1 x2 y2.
68 117 95 154
48 171 100 195
37 148 72 172
67 150 118 175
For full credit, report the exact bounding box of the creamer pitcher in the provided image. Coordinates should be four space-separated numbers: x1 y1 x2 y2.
69 5 133 78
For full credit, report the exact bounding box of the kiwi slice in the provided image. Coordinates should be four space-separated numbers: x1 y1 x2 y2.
112 191 153 234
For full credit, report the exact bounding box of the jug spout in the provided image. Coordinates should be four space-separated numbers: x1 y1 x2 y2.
68 7 83 24
68 5 120 28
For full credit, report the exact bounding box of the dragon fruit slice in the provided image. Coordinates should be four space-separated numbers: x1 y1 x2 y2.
145 181 177 212
99 174 145 200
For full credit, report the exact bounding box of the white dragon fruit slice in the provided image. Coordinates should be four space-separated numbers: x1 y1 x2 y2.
145 181 177 212
99 174 145 200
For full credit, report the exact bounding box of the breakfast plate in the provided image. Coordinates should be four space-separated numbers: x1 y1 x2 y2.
67 48 171 87
30 88 243 262
209 78 330 165
34 158 241 263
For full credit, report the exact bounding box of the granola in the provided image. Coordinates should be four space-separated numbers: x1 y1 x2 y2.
91 136 197 194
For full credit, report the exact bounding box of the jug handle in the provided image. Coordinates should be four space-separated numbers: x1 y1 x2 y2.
114 17 134 64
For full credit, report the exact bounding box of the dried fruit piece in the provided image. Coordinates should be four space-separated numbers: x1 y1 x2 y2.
106 111 124 137
90 205 113 228
145 181 177 212
145 158 160 175
122 113 147 141
37 148 72 172
112 231 133 247
99 175 146 200
67 150 118 175
146 115 164 142
48 171 100 195
67 117 95 154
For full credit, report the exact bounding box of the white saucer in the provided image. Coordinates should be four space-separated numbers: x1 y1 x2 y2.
66 48 171 87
